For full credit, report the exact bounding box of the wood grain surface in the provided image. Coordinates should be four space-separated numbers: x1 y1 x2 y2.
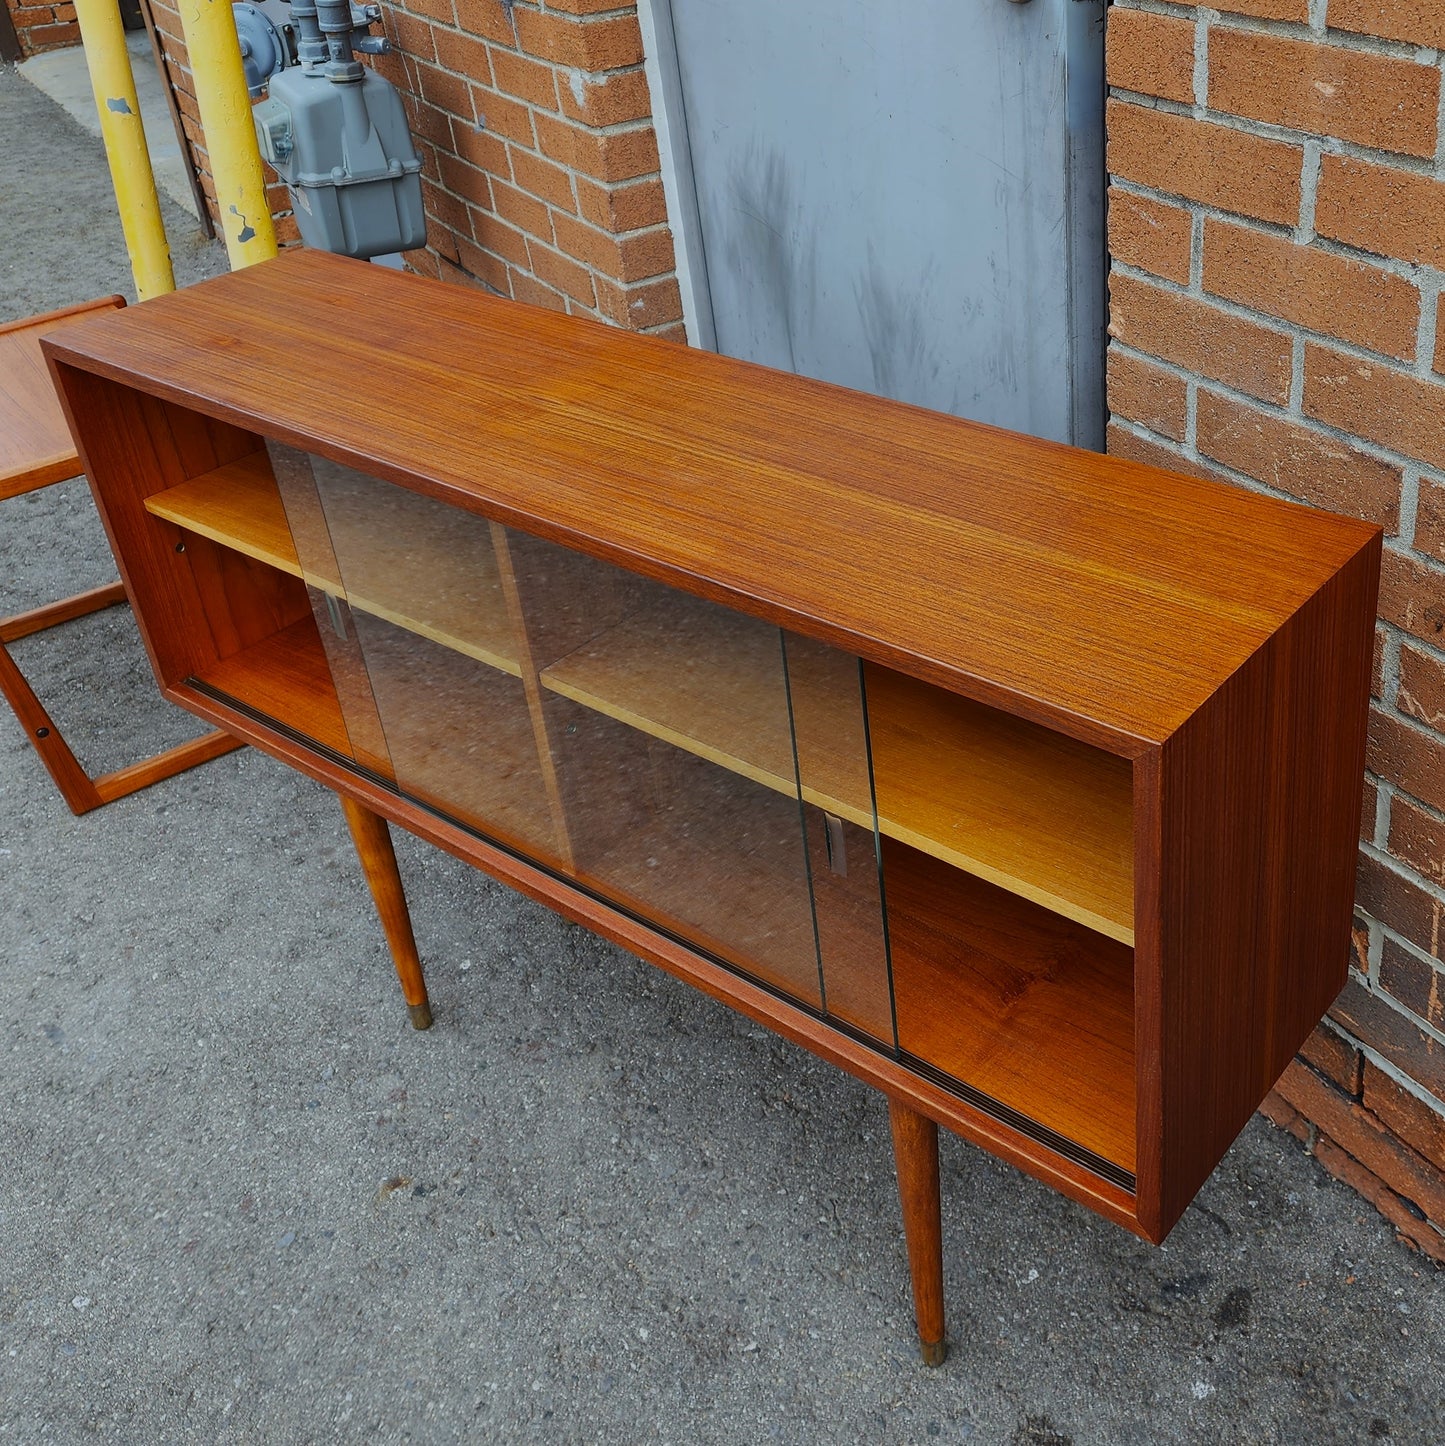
885 839 1137 1173
888 1098 946 1362
1136 535 1382 1236
1 296 124 496
44 364 268 690
339 794 431 1026
40 250 1380 753
45 252 1384 1247
146 455 521 675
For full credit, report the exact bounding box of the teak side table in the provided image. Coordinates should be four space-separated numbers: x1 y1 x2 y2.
43 251 1381 1362
0 299 240 814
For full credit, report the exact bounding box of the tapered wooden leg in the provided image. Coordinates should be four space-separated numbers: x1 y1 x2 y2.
889 1096 947 1366
340 793 433 1030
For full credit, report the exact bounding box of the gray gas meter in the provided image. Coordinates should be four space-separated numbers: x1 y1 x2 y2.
242 0 425 260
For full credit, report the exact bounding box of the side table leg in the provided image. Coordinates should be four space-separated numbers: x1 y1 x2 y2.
0 638 102 813
888 1096 947 1366
340 793 433 1030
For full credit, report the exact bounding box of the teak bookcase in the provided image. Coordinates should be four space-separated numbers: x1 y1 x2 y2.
44 250 1381 1364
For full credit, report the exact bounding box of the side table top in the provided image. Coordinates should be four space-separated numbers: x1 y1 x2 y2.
1 296 125 500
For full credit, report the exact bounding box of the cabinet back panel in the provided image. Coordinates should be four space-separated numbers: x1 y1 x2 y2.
560 705 825 1007
191 613 351 757
351 615 563 869
181 532 313 662
884 838 1137 1175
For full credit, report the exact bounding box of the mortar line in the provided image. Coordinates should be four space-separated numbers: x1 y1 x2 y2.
1374 779 1393 848
1399 468 1423 544
1368 920 1385 981
1417 273 1443 374
1297 140 1321 244
1437 53 1445 171
1192 10 1209 110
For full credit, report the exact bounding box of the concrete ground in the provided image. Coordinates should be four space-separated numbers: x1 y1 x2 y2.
19 28 202 220
2 57 1442 1446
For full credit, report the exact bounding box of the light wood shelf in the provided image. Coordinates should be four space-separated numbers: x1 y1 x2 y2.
153 464 1133 940
866 666 1134 944
146 456 521 677
541 595 798 791
146 452 301 574
540 593 1134 944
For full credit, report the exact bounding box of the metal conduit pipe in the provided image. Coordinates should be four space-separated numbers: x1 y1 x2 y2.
313 0 363 80
175 0 278 268
287 0 328 70
73 0 175 299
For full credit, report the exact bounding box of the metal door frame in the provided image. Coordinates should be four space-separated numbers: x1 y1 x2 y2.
636 0 717 351
636 0 1107 448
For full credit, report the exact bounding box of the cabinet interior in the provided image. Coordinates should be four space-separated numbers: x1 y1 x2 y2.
143 441 1138 1181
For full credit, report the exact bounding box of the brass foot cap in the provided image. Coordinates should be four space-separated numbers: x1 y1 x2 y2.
409 1001 434 1031
919 1338 947 1368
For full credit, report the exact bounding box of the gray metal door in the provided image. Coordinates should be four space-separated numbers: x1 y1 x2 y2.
643 0 1106 448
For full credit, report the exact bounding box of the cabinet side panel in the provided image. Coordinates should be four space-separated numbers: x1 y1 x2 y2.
1155 536 1381 1235
47 363 263 687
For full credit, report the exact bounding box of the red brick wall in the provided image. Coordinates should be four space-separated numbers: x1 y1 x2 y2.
5 0 78 56
1107 1 1445 1260
147 0 682 333
373 0 682 331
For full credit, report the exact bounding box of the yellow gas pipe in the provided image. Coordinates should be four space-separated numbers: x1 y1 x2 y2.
175 0 277 268
73 0 175 298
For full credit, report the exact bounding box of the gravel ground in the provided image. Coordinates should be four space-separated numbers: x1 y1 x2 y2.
1 57 1442 1446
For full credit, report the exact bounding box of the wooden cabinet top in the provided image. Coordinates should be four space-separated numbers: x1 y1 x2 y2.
44 248 1379 753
